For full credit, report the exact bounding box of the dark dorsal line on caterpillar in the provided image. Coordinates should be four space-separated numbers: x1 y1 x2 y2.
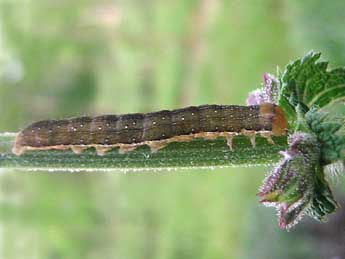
12 103 288 156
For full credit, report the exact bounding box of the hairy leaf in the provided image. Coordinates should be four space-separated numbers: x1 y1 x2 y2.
279 51 345 123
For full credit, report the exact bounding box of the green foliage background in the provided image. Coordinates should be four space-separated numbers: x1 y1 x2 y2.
0 1 344 258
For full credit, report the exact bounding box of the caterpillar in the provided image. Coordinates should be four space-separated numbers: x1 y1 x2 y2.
12 103 288 156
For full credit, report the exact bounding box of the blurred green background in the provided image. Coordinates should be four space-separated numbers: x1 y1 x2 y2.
0 1 344 258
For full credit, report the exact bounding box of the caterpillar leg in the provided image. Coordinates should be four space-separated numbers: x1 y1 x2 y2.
95 146 112 156
71 146 87 154
241 129 256 148
147 141 167 153
260 131 275 144
225 132 237 151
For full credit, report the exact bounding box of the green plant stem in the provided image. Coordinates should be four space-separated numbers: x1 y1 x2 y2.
0 132 288 172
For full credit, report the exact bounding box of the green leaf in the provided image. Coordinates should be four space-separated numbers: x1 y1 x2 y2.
279 51 345 123
306 109 345 164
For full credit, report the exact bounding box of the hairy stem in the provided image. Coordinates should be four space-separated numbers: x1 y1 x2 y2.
0 132 288 172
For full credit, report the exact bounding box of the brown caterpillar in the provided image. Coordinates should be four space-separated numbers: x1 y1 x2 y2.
12 103 288 156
